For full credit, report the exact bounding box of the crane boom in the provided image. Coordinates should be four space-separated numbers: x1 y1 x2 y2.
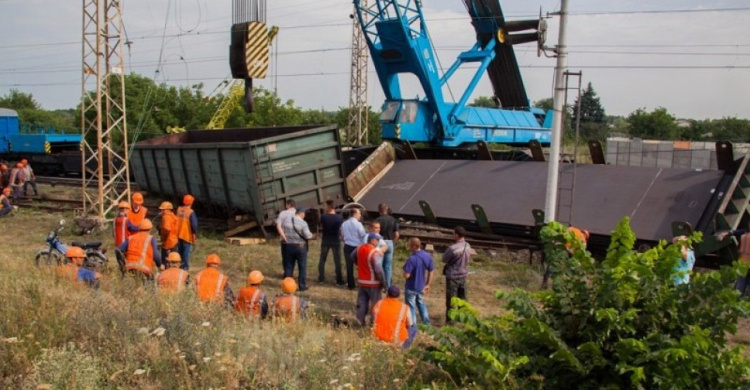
353 0 552 147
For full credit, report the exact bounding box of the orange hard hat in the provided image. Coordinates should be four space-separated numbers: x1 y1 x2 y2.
206 253 221 266
20 159 28 165
281 277 297 294
183 194 194 206
159 201 174 210
66 247 86 259
117 201 131 209
139 219 153 231
2 187 9 195
166 252 182 263
132 192 144 205
247 270 264 285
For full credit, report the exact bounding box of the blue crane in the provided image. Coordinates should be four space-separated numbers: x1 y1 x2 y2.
353 0 552 147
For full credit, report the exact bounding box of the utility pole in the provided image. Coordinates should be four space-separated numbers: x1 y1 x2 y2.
347 2 369 146
543 0 569 223
81 0 131 220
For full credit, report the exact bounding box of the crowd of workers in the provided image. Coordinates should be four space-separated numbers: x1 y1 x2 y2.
0 158 36 217
31 186 706 347
52 192 474 348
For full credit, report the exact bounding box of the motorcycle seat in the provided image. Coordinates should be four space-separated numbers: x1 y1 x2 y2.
71 241 102 249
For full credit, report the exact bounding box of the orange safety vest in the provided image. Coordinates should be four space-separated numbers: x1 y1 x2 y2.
565 227 588 250
158 268 189 292
56 263 81 285
235 286 264 315
176 206 195 243
357 243 380 288
740 234 750 263
273 294 301 321
113 213 130 247
128 206 148 227
194 267 228 302
372 297 410 344
125 232 156 276
159 212 179 250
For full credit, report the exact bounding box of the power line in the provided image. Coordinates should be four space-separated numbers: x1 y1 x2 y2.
3 63 750 88
2 6 749 51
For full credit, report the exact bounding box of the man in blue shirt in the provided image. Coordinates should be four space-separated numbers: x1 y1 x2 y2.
318 200 344 285
340 207 367 290
403 237 434 325
58 247 100 288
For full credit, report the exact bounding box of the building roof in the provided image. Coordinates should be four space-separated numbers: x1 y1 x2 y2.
0 108 19 117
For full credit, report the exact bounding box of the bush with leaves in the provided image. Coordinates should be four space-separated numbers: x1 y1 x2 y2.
422 217 750 389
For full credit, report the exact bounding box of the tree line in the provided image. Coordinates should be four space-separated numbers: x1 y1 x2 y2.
473 83 750 143
2 75 749 146
0 73 382 147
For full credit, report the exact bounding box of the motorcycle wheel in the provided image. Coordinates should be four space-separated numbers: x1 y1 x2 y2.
35 250 62 267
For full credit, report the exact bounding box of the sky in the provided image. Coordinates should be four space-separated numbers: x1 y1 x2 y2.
0 0 749 120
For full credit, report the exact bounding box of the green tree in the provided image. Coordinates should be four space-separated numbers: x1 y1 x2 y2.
533 97 554 112
0 90 76 131
573 83 608 141
470 96 497 108
423 218 750 388
0 89 39 110
334 106 383 146
626 107 679 140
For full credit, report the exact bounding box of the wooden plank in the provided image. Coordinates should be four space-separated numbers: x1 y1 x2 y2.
223 220 258 237
224 237 266 246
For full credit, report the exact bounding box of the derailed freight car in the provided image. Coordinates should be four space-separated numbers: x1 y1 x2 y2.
131 125 348 234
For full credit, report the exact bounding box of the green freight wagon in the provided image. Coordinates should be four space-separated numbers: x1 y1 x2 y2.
131 125 347 234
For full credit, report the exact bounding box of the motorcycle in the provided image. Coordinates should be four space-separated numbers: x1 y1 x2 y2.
35 219 109 269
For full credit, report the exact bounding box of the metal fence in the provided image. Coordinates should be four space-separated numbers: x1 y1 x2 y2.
605 138 750 170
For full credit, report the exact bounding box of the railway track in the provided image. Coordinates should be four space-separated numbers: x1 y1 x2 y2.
36 176 133 190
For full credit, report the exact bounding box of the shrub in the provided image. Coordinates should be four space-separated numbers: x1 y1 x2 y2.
423 217 750 389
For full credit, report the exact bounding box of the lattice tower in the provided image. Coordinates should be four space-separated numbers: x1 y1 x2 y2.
347 2 369 146
81 0 131 219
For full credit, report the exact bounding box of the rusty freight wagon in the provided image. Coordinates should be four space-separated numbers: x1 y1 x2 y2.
131 125 347 235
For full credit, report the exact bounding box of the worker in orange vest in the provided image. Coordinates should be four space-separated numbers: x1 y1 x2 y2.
157 252 190 293
57 247 101 288
356 233 386 326
8 162 24 201
273 277 308 322
235 270 269 318
158 201 178 261
175 194 198 270
0 164 8 188
113 201 131 247
542 226 589 289
0 187 12 217
194 254 233 305
117 219 162 280
372 285 416 348
127 192 148 233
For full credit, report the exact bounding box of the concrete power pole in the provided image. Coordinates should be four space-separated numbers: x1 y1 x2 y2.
543 0 569 223
81 0 131 220
347 2 369 146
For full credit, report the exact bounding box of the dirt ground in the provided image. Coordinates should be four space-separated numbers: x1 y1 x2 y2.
8 185 544 327
10 184 750 352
